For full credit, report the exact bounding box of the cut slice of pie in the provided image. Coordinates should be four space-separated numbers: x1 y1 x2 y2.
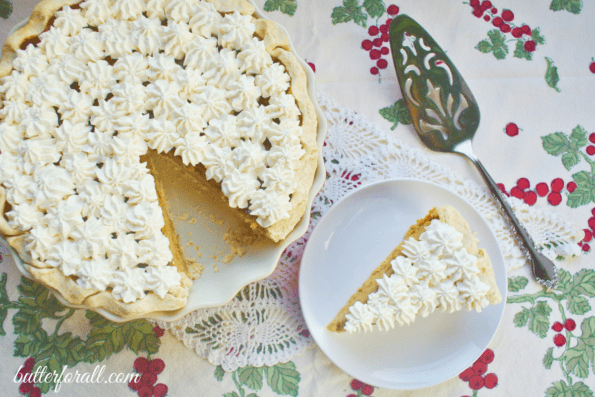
327 205 502 333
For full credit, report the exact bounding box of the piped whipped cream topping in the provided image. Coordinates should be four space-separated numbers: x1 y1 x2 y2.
344 220 491 333
0 0 305 303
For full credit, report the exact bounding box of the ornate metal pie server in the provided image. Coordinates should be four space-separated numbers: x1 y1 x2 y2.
388 15 558 288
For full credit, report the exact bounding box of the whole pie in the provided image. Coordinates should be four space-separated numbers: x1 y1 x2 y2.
0 0 319 317
327 206 502 333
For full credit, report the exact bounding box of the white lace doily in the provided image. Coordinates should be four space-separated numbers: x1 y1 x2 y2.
158 92 584 371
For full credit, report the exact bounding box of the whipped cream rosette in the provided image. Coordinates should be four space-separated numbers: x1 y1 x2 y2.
327 206 502 333
0 0 318 318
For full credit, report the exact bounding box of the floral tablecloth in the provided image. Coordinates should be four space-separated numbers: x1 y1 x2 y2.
1 0 595 396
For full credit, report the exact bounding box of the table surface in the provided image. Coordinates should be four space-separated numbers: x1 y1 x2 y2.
1 0 595 396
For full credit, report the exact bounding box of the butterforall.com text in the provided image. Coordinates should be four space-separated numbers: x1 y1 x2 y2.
14 364 141 392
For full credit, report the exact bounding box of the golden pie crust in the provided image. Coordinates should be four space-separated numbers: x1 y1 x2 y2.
327 205 502 333
0 0 319 318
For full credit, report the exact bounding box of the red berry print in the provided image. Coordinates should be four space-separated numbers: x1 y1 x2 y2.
350 379 363 390
368 26 379 36
552 321 564 332
137 385 153 397
129 376 143 391
484 373 498 389
524 190 537 205
584 229 593 242
566 181 576 192
24 357 36 371
459 367 476 381
536 182 549 196
19 383 32 394
483 15 490 22
373 38 383 47
361 384 374 396
583 243 591 252
589 133 595 143
481 1 492 9
362 40 373 51
369 49 380 60
387 5 399 15
472 361 488 376
377 59 388 69
370 67 379 75
491 7 497 13
141 371 158 386
492 16 503 27
30 387 42 397
380 46 389 55
149 358 166 375
510 186 524 199
497 183 509 196
590 60 595 74
548 192 562 206
565 319 576 331
589 215 595 229
501 9 514 22
524 40 536 52
379 24 389 34
512 27 523 38
517 177 530 190
134 357 150 374
551 178 564 192
500 23 511 33
479 348 495 364
587 145 595 155
153 383 169 397
470 0 480 6
473 7 483 18
521 25 531 35
554 333 566 347
505 122 519 136
469 375 485 390
153 326 165 338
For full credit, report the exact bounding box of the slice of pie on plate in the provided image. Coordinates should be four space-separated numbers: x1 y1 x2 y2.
0 0 320 318
326 205 502 333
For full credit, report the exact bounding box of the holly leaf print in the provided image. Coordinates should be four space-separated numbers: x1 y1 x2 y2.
545 57 561 92
508 276 529 292
542 132 571 156
567 294 591 315
266 362 300 396
331 0 368 28
263 0 297 16
543 347 554 369
513 300 552 338
513 40 533 61
13 277 67 336
476 30 509 59
362 0 385 19
238 366 264 391
563 317 595 379
379 99 411 130
546 380 594 397
214 365 226 381
0 0 12 19
567 171 595 208
550 0 583 14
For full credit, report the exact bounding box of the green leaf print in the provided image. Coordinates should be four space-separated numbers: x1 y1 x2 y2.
0 0 12 19
550 0 583 14
379 99 411 130
266 362 300 396
513 301 552 338
567 294 591 315
546 381 594 397
214 365 226 381
567 172 595 208
362 0 385 19
556 269 573 293
476 29 509 60
571 269 595 297
508 276 529 292
331 0 368 27
545 57 561 92
542 132 571 156
543 347 554 369
532 28 546 45
238 366 265 390
263 0 298 16
513 40 532 61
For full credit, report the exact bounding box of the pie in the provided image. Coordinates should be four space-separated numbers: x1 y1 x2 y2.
0 0 318 317
327 205 502 333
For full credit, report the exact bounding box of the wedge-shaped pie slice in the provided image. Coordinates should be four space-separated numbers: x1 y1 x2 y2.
327 205 502 333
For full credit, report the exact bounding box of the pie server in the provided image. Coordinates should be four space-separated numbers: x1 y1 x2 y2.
388 14 558 289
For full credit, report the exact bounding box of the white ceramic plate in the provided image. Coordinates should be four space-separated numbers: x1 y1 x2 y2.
299 178 507 390
8 1 327 322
